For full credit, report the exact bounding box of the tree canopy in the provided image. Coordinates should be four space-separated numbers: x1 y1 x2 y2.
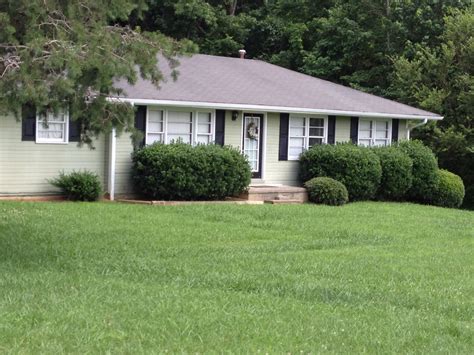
0 0 195 144
1 0 472 206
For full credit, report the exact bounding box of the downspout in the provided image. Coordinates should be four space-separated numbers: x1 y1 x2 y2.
108 128 117 201
407 118 428 140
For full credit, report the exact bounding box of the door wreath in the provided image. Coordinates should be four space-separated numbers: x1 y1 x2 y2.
247 121 258 139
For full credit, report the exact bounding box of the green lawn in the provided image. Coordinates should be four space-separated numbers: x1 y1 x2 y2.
0 201 472 353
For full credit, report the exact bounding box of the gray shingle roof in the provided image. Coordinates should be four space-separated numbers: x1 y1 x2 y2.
115 54 441 119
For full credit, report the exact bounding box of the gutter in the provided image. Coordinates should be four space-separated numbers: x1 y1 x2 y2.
107 128 117 201
407 118 428 140
112 98 444 121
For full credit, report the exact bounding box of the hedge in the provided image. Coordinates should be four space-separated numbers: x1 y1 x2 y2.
372 146 413 200
398 140 438 203
300 144 382 201
132 143 251 200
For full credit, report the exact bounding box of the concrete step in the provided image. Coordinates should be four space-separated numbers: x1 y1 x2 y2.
239 185 308 203
264 199 304 205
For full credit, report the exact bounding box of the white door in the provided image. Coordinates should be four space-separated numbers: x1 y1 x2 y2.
242 114 263 178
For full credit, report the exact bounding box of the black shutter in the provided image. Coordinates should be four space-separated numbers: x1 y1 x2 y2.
21 103 36 141
328 115 336 144
391 119 399 142
69 106 81 142
134 105 147 147
215 110 226 146
279 113 290 161
350 116 359 144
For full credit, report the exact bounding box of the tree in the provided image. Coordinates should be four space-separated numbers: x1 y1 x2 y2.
0 0 195 145
389 6 474 208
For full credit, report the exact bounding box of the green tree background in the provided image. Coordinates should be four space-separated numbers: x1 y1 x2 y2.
1 0 472 207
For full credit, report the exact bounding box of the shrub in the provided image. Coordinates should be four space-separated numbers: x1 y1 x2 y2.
398 140 438 203
132 143 251 200
300 144 382 201
50 170 102 201
431 169 465 208
305 177 349 206
372 146 413 200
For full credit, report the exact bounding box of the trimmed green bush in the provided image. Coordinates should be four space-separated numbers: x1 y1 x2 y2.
50 170 102 201
132 143 251 200
300 144 382 201
398 140 438 203
431 169 465 208
373 146 413 200
305 177 349 206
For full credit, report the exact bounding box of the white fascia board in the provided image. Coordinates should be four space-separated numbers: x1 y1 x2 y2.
113 98 444 121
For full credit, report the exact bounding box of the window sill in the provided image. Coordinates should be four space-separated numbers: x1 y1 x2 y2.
35 141 69 145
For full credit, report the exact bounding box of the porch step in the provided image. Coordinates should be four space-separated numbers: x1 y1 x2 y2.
264 199 304 205
239 185 308 203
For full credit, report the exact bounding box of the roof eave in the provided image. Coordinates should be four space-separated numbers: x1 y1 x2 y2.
112 98 443 121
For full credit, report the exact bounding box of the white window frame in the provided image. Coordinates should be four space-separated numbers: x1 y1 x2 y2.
145 106 215 146
145 107 165 145
36 109 69 144
358 119 392 147
195 111 214 145
288 114 328 160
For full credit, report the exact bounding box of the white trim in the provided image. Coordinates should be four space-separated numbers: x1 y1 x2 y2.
35 109 69 144
357 118 392 147
145 107 164 145
407 118 428 140
108 127 117 201
144 106 215 146
262 112 267 181
288 114 328 161
242 113 262 173
114 98 443 121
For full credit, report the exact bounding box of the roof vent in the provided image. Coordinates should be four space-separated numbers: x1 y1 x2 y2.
239 49 246 59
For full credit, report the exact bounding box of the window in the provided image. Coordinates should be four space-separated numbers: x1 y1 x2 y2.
196 112 213 144
167 111 192 144
36 109 69 144
358 119 391 147
146 108 164 144
145 108 214 146
288 115 327 160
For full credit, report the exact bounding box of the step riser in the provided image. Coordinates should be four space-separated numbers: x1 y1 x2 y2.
244 192 308 202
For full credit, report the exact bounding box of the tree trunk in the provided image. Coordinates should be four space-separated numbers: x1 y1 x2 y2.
228 0 238 16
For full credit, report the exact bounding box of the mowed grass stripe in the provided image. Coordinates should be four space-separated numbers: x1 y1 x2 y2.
0 202 472 353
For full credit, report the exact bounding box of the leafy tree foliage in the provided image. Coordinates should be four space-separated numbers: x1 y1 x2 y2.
0 0 194 144
389 7 473 207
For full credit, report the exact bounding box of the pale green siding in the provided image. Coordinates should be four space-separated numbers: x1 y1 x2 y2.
224 110 242 148
264 113 300 185
0 110 416 196
398 120 408 140
114 133 135 196
0 114 107 195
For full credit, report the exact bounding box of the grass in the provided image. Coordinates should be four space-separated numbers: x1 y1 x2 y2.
0 201 472 353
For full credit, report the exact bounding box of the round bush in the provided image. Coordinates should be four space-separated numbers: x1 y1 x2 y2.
300 144 382 201
132 143 251 200
305 177 349 206
431 169 465 208
50 170 102 201
373 146 413 200
398 140 438 203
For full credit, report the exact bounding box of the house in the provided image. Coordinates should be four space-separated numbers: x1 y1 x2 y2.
0 53 443 199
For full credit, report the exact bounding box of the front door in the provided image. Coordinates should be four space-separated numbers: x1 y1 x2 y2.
242 113 264 179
